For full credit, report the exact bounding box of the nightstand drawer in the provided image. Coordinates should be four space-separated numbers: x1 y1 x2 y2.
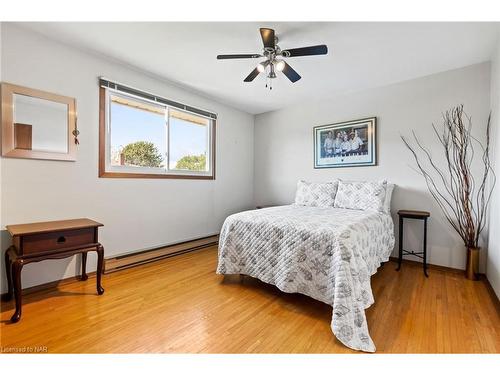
22 228 95 255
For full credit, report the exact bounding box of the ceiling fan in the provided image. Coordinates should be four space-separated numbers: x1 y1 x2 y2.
217 28 328 89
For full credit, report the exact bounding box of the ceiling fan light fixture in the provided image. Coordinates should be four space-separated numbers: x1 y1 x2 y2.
275 60 285 72
257 60 270 73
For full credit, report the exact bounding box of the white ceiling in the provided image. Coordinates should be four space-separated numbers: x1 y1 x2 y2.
18 22 500 114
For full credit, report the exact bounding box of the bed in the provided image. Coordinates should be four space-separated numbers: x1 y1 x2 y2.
216 203 395 352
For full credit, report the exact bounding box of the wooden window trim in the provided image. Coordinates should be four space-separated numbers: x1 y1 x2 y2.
98 87 216 180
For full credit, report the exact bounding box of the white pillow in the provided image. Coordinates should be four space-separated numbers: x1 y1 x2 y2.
334 180 387 212
336 179 394 213
383 183 395 214
294 180 339 207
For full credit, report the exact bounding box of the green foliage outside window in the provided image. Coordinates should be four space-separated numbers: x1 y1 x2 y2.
121 141 163 168
175 154 207 171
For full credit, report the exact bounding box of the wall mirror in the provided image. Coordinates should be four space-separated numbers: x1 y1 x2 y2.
1 83 77 161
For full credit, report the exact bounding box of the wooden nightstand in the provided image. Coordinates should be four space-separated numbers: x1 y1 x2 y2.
3 218 105 323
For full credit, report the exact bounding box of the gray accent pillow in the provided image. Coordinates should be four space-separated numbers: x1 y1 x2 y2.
294 180 339 207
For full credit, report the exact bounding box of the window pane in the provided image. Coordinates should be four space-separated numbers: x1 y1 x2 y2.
169 109 209 172
110 95 166 169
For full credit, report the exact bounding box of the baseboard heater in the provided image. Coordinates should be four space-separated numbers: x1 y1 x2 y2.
104 234 219 274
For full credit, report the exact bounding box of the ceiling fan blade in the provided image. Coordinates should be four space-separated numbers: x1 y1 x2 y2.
217 54 261 59
244 67 260 82
282 45 328 57
281 62 301 83
260 28 275 49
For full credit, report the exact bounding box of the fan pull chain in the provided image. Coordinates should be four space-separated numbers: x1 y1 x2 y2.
265 76 273 90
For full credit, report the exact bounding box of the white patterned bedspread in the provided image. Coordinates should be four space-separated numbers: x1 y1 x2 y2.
216 205 395 352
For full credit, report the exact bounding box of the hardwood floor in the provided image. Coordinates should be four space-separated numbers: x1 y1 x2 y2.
1 246 499 353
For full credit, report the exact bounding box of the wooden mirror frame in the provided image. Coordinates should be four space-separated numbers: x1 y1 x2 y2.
1 82 77 161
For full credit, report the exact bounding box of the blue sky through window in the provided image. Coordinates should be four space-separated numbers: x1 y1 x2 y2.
169 118 207 169
110 101 207 169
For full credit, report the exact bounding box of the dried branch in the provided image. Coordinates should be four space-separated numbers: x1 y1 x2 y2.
401 105 496 248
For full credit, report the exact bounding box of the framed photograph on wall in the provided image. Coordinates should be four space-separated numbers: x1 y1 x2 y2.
313 117 377 168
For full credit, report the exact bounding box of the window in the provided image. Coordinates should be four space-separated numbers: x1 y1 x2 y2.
99 80 215 179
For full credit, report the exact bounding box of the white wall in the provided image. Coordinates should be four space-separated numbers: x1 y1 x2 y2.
0 24 254 292
254 63 491 271
487 36 500 299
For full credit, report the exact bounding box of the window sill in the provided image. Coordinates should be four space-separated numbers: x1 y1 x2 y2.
98 171 215 180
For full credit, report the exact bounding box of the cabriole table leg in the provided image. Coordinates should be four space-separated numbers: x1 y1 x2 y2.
96 245 105 295
11 259 24 323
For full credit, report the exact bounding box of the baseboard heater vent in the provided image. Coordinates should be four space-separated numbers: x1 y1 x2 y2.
104 234 219 274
